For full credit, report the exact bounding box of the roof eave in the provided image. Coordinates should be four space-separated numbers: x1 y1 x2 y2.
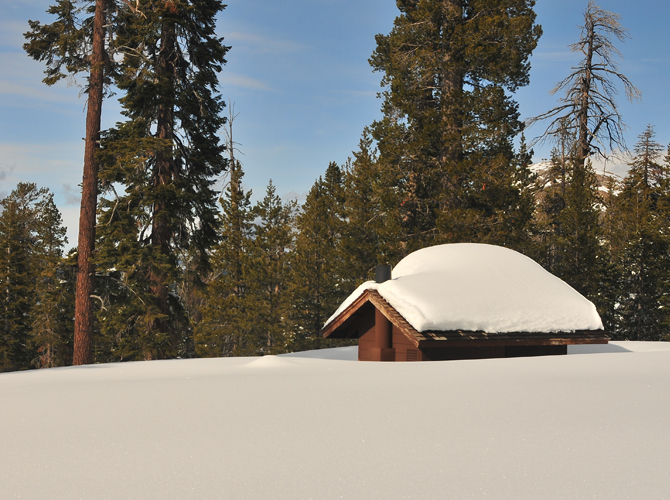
321 289 422 347
417 331 609 349
322 289 608 348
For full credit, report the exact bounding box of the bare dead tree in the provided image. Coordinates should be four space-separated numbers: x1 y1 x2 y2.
529 1 641 168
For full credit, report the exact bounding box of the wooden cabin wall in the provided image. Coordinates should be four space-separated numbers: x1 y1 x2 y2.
358 315 424 361
392 326 422 361
356 312 376 361
356 306 571 361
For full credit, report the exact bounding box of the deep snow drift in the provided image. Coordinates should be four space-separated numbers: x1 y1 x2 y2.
2 342 669 500
326 243 604 333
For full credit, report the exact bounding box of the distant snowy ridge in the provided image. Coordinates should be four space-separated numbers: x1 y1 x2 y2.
530 159 622 194
326 243 603 333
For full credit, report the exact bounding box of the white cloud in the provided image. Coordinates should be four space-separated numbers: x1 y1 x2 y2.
0 142 82 176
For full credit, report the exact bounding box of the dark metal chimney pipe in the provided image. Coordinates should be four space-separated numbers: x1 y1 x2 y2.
375 264 392 284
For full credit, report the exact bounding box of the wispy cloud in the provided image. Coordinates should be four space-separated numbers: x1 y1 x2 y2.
0 79 78 103
226 31 306 55
0 165 13 182
0 142 82 179
533 50 578 63
0 53 82 104
281 190 307 204
0 20 27 47
339 89 377 98
220 73 274 92
62 183 81 205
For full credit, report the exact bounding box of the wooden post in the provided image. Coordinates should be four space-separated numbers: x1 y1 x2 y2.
371 308 395 361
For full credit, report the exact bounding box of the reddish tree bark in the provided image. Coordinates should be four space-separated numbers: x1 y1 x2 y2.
73 0 106 365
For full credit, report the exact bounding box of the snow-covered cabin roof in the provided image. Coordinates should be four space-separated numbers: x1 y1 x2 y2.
325 243 604 334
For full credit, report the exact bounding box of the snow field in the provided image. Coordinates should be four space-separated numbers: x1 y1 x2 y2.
1 342 669 499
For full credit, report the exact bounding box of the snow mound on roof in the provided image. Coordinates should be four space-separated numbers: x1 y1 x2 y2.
326 243 603 333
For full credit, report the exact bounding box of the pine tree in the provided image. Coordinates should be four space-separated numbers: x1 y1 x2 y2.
535 126 575 273
97 0 229 359
28 192 73 368
287 163 348 351
0 187 36 371
24 0 117 365
531 120 617 330
246 181 297 353
93 194 168 361
556 159 606 302
340 131 397 286
369 0 541 249
615 126 670 340
0 184 69 372
510 133 538 255
195 160 255 357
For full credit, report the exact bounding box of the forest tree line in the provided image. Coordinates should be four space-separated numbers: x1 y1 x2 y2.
1 0 668 372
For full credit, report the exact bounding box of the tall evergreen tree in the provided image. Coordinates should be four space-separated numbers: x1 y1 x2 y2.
28 192 73 368
369 0 541 249
534 132 612 328
555 159 607 302
535 125 574 272
287 163 347 350
246 181 297 353
97 0 229 359
24 0 118 365
340 131 399 285
615 126 670 340
0 186 36 371
0 184 68 372
195 160 254 357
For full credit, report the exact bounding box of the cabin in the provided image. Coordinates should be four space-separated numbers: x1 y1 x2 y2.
321 243 608 361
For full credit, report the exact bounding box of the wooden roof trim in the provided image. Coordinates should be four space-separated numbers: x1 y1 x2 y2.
321 288 422 347
320 289 372 339
366 290 422 348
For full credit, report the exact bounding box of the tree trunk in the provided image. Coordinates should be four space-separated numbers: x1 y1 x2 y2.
149 20 176 357
440 0 465 169
578 16 595 169
73 0 106 366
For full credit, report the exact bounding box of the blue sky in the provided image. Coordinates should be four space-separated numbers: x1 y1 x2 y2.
2 0 669 248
